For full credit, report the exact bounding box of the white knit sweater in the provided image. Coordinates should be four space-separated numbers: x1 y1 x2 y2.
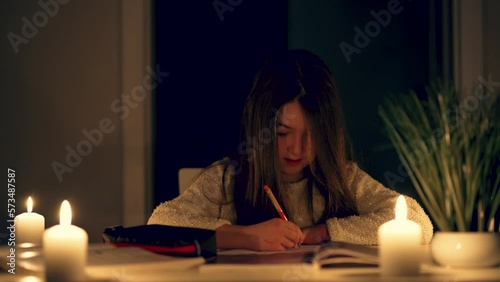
148 159 434 245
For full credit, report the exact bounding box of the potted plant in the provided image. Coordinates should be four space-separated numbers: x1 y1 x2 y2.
377 80 500 267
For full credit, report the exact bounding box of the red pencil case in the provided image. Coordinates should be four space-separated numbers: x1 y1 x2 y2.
101 224 216 260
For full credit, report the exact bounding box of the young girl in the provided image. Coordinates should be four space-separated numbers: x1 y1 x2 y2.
148 49 433 251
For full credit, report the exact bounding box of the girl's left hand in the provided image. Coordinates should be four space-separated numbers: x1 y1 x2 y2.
301 224 329 244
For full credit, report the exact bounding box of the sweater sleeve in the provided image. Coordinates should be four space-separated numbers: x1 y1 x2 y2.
325 164 434 245
147 160 236 230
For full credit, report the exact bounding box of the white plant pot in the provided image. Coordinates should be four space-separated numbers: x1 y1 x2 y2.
430 232 500 268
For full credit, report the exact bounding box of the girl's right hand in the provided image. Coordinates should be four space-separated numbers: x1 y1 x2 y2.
243 218 304 251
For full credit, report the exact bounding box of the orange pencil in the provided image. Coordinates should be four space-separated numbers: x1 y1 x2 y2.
263 184 288 221
263 184 301 247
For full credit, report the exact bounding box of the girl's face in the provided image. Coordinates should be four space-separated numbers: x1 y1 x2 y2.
277 100 314 182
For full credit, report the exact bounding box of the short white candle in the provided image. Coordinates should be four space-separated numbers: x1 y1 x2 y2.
43 200 88 282
14 196 45 247
378 195 422 276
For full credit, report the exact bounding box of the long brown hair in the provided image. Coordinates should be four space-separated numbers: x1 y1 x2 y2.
223 49 357 225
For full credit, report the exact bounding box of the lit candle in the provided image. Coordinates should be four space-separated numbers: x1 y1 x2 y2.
378 195 422 276
14 196 45 247
43 200 88 282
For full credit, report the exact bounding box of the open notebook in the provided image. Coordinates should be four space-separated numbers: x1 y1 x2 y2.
199 241 378 273
313 241 378 266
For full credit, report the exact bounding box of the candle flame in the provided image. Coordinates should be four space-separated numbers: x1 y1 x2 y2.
27 197 33 213
395 195 407 220
60 200 72 226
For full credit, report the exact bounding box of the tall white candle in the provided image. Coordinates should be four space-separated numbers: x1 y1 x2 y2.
14 196 45 247
43 200 88 282
378 195 422 276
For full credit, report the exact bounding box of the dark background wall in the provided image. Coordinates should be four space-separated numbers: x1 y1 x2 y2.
288 0 431 201
1 0 124 243
153 0 431 207
153 0 288 205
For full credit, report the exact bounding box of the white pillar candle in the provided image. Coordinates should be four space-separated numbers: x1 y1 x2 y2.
43 200 88 282
14 196 45 247
378 195 422 276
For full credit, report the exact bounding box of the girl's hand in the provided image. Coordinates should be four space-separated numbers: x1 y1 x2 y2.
301 224 329 244
243 218 304 251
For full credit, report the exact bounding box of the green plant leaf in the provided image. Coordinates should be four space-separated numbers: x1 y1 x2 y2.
378 81 499 232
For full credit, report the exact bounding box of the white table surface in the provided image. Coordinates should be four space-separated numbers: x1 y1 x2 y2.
1 244 499 282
